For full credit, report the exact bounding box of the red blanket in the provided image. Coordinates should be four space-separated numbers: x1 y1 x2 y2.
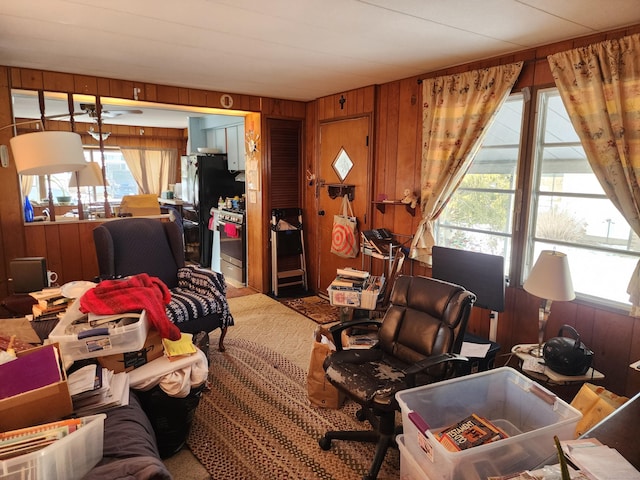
80 273 181 340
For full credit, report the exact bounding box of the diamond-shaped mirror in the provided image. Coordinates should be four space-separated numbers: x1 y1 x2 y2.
332 147 353 182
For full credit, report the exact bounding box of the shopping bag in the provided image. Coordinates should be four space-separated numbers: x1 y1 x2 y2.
570 383 628 437
307 326 344 409
330 195 359 258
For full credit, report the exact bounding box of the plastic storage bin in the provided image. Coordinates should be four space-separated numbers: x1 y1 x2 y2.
396 367 582 480
397 434 429 480
49 306 149 362
0 414 106 480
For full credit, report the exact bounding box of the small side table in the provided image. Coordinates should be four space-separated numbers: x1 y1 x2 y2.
511 343 604 386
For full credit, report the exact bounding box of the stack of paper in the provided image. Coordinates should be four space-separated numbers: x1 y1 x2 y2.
68 365 129 415
561 439 640 479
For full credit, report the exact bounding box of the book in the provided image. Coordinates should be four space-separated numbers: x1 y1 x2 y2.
31 302 69 318
88 311 142 327
336 267 369 280
37 295 73 310
0 344 63 400
437 413 508 452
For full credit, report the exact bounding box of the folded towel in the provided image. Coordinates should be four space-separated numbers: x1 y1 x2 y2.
224 222 238 238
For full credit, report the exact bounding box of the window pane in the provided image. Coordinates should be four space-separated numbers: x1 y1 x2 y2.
85 149 138 201
534 195 640 251
435 93 523 275
532 240 636 305
529 88 640 307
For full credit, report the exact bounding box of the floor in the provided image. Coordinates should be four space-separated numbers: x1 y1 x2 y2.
164 282 313 480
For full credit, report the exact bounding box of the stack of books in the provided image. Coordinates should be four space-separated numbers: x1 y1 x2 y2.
67 364 129 415
361 230 393 257
0 418 84 460
29 288 73 320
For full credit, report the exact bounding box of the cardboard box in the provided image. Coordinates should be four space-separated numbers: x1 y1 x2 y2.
0 343 73 432
97 328 164 373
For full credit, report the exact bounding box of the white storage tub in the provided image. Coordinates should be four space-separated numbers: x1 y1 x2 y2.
396 367 582 480
48 302 149 362
0 414 105 480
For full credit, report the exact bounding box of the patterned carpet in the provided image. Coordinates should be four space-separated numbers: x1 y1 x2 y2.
278 295 342 324
186 337 400 480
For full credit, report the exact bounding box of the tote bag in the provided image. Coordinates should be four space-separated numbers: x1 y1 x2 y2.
330 195 358 258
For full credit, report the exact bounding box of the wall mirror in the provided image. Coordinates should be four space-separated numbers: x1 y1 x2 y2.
11 89 248 221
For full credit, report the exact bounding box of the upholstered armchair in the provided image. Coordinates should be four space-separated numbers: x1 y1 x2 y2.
319 275 476 480
93 217 233 351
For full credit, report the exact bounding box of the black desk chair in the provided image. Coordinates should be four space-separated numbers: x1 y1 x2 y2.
319 275 476 480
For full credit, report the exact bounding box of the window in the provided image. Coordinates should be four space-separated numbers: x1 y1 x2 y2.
528 89 640 305
434 94 524 275
25 148 139 205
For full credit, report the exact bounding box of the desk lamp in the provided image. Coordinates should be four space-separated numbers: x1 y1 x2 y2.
69 161 108 218
10 131 87 222
523 250 575 357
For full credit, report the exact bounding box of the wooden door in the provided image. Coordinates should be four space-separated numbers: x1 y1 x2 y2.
317 117 371 292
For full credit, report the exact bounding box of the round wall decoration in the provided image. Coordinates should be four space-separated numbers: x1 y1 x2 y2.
220 94 234 109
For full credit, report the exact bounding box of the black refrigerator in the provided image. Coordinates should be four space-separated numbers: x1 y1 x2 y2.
181 154 244 267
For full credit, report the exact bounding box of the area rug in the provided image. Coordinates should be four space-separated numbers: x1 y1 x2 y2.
186 338 400 480
279 295 342 324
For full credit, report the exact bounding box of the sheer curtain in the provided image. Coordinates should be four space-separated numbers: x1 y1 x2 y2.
409 62 523 265
120 147 178 195
548 33 640 315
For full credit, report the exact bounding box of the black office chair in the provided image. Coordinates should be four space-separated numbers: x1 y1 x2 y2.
319 275 476 480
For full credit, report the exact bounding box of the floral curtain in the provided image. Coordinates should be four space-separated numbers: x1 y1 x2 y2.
409 62 523 265
548 33 640 315
120 147 177 196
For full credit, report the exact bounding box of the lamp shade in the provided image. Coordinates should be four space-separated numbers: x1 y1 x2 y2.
10 131 86 175
69 162 108 188
523 250 575 302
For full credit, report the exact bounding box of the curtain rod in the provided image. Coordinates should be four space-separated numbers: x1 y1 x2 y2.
416 56 546 84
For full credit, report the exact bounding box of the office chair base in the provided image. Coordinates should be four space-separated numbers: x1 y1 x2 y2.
319 419 397 480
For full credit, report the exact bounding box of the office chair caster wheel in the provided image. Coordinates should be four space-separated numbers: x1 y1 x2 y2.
318 436 331 450
356 408 367 422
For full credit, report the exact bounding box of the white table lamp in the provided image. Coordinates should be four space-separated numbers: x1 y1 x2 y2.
523 250 575 357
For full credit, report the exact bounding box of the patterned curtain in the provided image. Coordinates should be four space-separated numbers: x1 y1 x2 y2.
548 33 640 315
120 147 177 196
410 62 523 265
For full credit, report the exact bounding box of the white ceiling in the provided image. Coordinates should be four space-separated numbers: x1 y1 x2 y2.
2 0 640 120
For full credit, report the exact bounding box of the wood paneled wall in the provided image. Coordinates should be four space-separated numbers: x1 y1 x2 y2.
304 25 640 398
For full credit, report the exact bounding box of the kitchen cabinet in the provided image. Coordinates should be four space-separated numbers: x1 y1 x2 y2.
226 124 246 171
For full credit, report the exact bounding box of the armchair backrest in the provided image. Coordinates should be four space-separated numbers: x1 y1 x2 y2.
93 218 185 288
378 275 475 364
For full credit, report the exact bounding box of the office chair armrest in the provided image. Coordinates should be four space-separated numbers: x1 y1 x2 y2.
328 318 383 351
403 353 468 386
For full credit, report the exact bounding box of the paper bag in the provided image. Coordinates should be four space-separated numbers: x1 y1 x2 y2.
330 195 358 259
307 326 344 409
570 382 628 437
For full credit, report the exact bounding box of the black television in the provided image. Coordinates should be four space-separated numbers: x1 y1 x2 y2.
431 246 505 312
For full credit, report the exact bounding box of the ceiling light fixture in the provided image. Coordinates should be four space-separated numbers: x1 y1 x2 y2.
88 127 111 141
